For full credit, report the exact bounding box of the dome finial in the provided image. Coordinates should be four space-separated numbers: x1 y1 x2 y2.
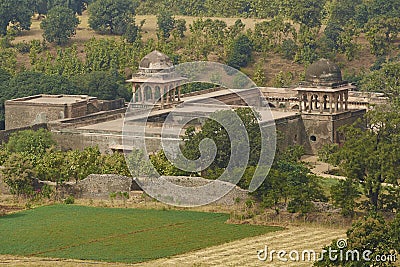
305 59 342 85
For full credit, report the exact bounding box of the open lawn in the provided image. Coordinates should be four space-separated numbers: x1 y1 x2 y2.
0 205 281 264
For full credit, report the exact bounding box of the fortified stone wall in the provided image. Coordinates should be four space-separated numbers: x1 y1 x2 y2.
274 114 310 153
0 123 48 145
301 114 333 154
332 109 366 142
74 174 139 198
5 103 67 130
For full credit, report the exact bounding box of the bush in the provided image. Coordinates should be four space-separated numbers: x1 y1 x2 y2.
281 39 298 60
64 195 75 204
287 198 314 213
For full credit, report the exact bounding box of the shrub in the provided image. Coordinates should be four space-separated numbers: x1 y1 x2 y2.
64 195 75 204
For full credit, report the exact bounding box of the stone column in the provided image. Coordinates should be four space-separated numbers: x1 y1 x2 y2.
298 93 302 112
178 85 181 101
334 93 338 113
319 93 323 113
140 86 145 103
160 87 164 108
329 93 333 113
132 84 136 103
151 86 155 103
340 92 344 112
308 93 312 113
344 91 348 110
165 87 169 104
314 95 318 110
173 88 176 102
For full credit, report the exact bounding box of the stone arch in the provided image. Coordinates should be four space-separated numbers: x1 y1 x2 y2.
155 86 161 101
144 86 152 101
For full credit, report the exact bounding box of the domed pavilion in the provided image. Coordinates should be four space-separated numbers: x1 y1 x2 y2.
126 50 186 108
295 59 355 114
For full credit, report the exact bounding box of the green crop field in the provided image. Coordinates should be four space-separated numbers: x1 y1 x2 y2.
0 205 281 263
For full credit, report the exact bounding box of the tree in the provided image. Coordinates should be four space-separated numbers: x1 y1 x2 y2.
285 0 326 28
40 6 80 45
390 213 400 253
0 0 33 35
253 63 266 86
330 179 360 217
6 129 55 156
150 150 192 176
157 10 175 40
365 16 400 56
314 213 395 267
361 62 400 98
0 48 17 75
35 150 68 185
74 71 131 101
64 147 102 183
182 108 261 179
100 152 130 176
331 104 400 211
226 34 252 69
1 153 36 197
88 0 138 36
125 149 155 178
33 0 92 15
253 146 326 214
0 68 11 83
294 26 319 64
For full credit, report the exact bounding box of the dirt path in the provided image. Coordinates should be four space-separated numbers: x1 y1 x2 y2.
138 226 345 267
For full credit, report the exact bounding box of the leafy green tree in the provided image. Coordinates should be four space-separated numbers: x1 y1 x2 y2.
294 26 319 64
6 129 55 156
1 153 36 197
318 143 339 166
84 38 142 72
88 0 138 36
150 150 192 176
35 150 68 185
33 0 92 15
0 68 11 83
286 0 326 28
174 19 187 38
331 105 400 210
40 6 80 45
74 71 130 100
390 213 400 252
361 62 400 98
0 0 33 35
100 152 130 176
272 71 293 87
253 63 266 86
315 213 394 267
365 16 400 56
330 179 360 217
182 108 261 179
0 47 17 75
281 39 298 60
157 10 175 40
64 147 102 183
125 149 155 178
253 146 326 214
251 17 295 53
226 34 252 69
